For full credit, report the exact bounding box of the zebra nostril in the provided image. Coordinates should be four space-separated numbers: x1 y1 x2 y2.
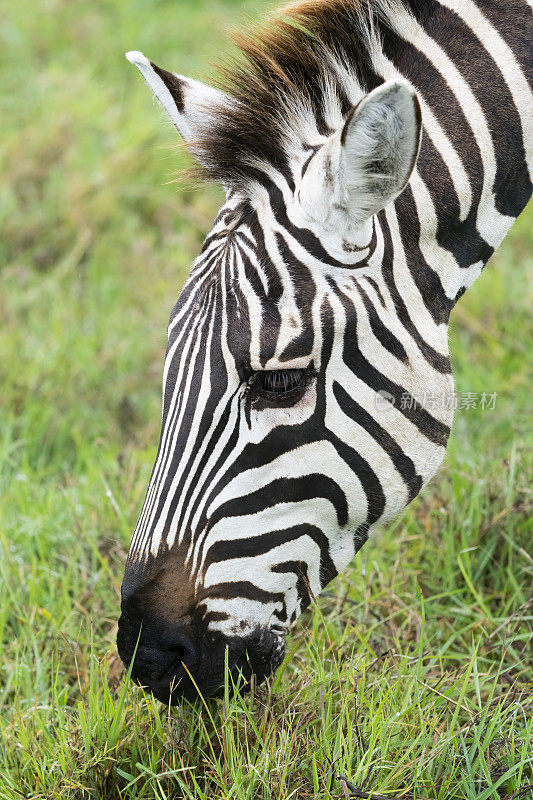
166 628 198 671
117 605 199 683
148 642 188 684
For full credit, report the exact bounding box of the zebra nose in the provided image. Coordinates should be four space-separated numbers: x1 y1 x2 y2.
117 606 285 702
117 606 200 700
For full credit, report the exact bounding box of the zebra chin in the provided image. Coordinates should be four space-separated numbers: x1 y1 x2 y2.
116 606 285 703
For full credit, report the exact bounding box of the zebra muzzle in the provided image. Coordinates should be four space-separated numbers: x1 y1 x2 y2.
117 601 285 703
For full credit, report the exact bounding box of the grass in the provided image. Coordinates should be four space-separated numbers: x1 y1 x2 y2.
0 0 532 797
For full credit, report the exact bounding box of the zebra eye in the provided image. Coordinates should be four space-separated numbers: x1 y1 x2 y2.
253 369 307 400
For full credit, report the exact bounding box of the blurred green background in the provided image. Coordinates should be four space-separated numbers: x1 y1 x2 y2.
0 1 531 798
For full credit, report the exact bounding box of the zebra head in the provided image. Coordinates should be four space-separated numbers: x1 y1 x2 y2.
117 41 454 703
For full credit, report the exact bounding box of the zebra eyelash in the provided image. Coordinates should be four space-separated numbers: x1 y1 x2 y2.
246 368 314 404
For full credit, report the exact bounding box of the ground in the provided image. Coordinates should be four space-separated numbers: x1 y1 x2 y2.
0 1 531 798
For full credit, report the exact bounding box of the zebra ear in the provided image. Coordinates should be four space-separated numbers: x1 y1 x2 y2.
126 51 230 147
299 80 422 229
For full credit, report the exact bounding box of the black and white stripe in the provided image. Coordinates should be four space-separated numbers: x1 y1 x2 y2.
117 0 532 698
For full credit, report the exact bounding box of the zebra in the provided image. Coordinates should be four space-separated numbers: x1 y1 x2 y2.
117 0 532 702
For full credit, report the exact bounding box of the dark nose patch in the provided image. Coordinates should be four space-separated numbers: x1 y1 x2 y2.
118 554 286 701
117 603 285 703
117 605 199 695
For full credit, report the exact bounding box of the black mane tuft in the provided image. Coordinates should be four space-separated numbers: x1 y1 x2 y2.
188 0 423 188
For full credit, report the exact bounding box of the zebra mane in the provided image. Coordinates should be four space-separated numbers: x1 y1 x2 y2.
190 0 422 188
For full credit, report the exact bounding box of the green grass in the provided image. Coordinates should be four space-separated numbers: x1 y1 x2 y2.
1 1 532 798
